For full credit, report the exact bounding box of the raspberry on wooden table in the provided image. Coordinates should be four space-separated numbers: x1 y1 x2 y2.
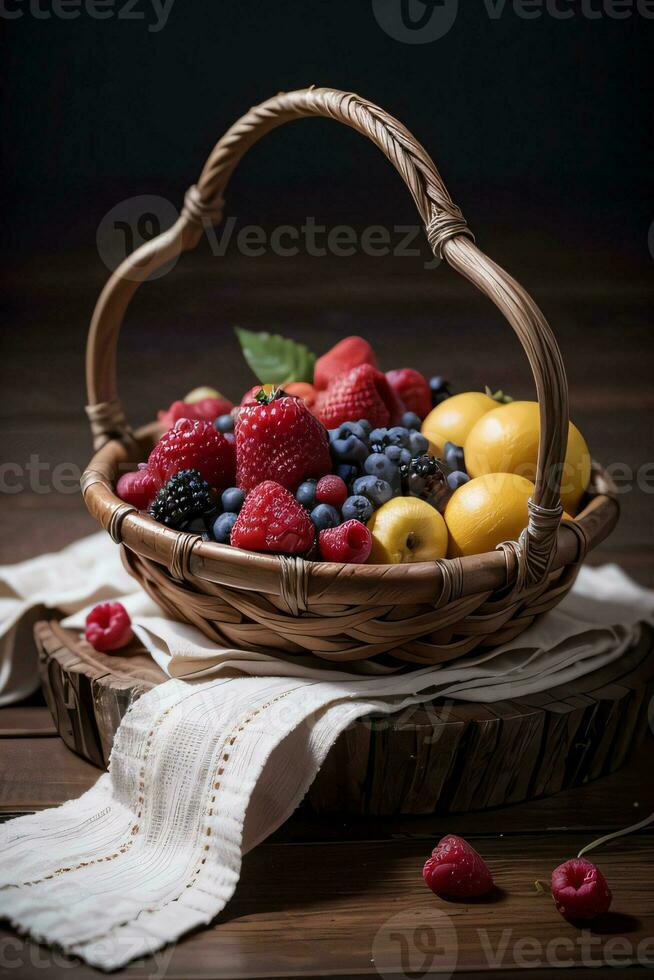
551 858 612 921
423 835 494 899
231 481 315 554
85 602 133 652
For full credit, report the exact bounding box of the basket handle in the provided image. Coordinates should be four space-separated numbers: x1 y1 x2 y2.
86 86 569 588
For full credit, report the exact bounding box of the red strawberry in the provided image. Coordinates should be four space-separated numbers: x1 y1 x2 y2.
236 388 331 493
423 835 494 899
314 336 378 390
315 475 348 509
551 859 612 922
116 465 158 510
317 364 402 429
386 368 432 419
241 383 277 407
158 396 233 429
319 520 372 563
231 481 315 554
148 418 236 491
85 602 133 652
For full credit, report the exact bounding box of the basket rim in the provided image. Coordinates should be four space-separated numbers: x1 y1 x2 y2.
82 423 620 608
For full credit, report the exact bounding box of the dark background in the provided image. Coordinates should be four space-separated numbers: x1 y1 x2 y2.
1 1 653 575
2 2 652 251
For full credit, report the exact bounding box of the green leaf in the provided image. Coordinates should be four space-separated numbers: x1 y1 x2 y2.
234 327 316 386
485 385 513 404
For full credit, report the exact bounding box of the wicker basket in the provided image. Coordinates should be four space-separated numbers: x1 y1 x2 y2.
82 87 619 673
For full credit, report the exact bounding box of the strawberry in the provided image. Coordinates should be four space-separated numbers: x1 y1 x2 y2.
231 481 315 554
317 364 402 430
158 396 233 429
148 418 236 491
85 602 133 652
551 859 612 922
423 835 494 899
319 520 372 563
236 388 331 493
314 336 378 390
116 465 159 510
386 368 432 419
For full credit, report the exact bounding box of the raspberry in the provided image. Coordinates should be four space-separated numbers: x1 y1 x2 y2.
317 364 403 430
231 481 315 554
551 858 612 922
158 396 233 430
318 520 372 563
116 465 158 510
315 475 348 509
314 335 378 390
386 368 432 419
149 469 217 529
148 418 235 491
236 389 331 493
423 835 494 899
85 602 133 652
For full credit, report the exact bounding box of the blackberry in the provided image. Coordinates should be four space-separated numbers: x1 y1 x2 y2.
149 469 217 529
400 454 449 511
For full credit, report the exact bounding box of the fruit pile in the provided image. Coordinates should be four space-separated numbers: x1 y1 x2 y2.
117 332 591 565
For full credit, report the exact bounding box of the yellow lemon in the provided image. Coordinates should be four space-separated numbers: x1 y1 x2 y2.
444 473 536 558
464 401 591 515
184 386 223 403
368 497 448 564
421 392 497 454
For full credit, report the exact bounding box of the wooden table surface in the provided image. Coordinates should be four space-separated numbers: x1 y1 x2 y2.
1 239 653 977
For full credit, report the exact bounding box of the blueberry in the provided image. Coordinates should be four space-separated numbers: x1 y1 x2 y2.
342 495 374 523
335 463 358 485
447 470 470 490
221 487 245 513
352 476 394 509
384 444 412 467
214 414 234 434
331 434 369 465
310 503 341 532
296 479 318 509
386 426 412 449
444 441 466 472
212 512 238 544
429 376 452 407
369 428 389 448
340 421 370 442
409 431 429 456
356 419 372 436
402 411 422 431
364 453 400 488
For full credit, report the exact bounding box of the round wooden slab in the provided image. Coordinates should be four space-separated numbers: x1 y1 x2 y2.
35 620 654 815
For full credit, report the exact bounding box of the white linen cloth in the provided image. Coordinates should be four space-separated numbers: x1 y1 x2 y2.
0 533 652 970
